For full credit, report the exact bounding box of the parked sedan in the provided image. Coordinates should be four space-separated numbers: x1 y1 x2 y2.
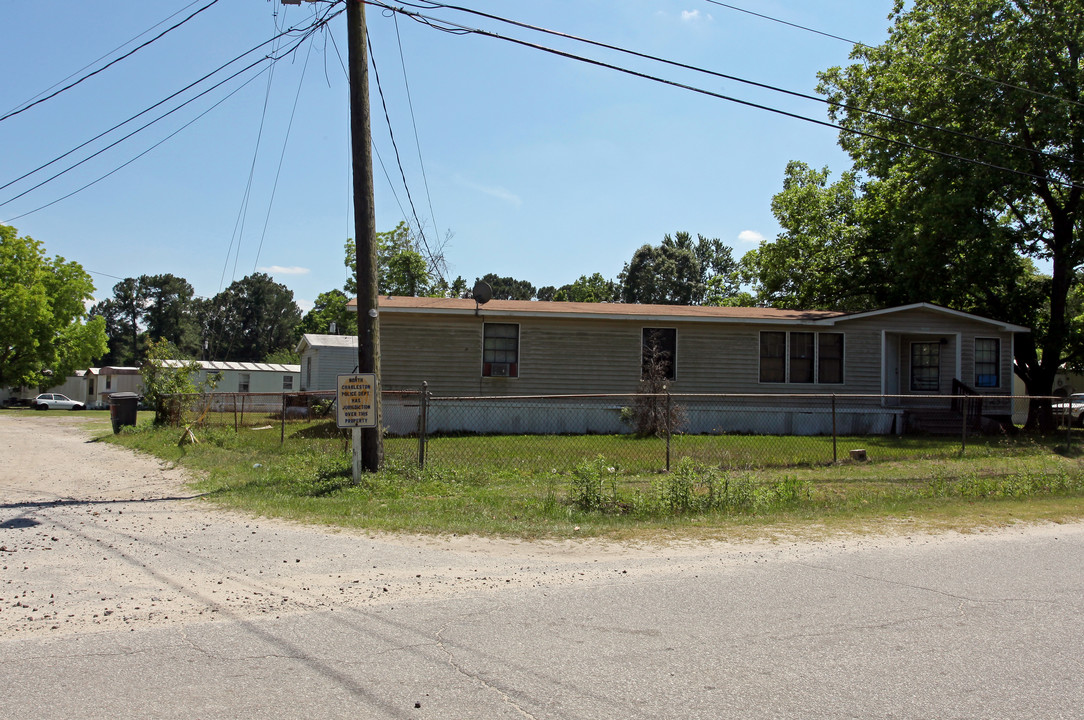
31 393 86 411
1053 393 1084 426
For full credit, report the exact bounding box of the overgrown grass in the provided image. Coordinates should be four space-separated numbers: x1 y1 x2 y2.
94 418 1084 539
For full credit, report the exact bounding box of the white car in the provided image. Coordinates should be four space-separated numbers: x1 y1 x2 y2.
31 393 86 411
1053 393 1084 425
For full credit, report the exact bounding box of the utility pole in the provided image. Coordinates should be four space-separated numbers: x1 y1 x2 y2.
283 0 382 470
347 0 383 471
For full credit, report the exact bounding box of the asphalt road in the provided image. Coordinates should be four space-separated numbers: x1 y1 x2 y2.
1 414 1082 719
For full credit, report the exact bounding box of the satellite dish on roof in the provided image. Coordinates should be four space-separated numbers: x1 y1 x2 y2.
472 280 493 304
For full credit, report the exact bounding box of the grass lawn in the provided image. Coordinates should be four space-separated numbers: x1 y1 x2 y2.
90 417 1084 540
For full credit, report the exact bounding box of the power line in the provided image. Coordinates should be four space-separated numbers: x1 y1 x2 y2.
392 11 442 254
5 0 208 116
376 1 1082 192
701 0 1084 111
3 67 269 224
253 33 315 272
222 20 284 292
0 8 343 214
392 0 1078 174
0 10 338 199
366 29 444 282
0 0 223 125
327 24 414 234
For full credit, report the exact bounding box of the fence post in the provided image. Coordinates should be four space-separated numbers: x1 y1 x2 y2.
1068 396 1073 452
419 381 429 468
960 395 968 455
665 387 672 473
233 394 238 432
832 394 837 464
280 392 286 445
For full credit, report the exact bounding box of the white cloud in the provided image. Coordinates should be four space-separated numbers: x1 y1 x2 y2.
737 230 766 244
259 265 310 275
681 10 713 22
455 175 522 207
296 298 314 313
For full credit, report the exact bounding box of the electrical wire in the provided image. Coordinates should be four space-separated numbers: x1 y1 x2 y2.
388 0 1079 175
222 21 284 292
0 0 223 124
3 67 270 224
0 9 340 199
375 2 1082 191
5 0 207 116
392 11 442 254
701 0 1084 111
0 7 344 213
366 29 445 282
253 35 315 272
327 25 413 239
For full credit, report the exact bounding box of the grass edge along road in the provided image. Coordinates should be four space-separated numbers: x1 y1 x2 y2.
80 414 1084 541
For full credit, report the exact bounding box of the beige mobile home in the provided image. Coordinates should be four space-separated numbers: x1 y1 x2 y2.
300 297 1027 435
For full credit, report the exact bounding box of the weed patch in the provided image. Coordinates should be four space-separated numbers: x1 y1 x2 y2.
102 420 1084 538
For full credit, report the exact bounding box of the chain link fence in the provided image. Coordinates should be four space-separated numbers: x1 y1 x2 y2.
161 389 1072 473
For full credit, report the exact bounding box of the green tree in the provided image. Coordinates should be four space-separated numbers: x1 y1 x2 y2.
345 221 446 297
476 273 537 301
93 277 144 366
141 273 198 355
620 232 740 305
297 289 355 338
200 273 300 362
141 338 220 425
0 225 107 388
551 273 621 303
818 0 1084 421
87 297 126 366
742 162 875 311
427 275 469 299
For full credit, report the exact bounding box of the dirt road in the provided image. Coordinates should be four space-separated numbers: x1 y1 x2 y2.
1 413 836 639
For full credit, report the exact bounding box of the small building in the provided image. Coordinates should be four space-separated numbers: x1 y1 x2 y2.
294 297 1028 436
87 366 142 408
159 360 301 395
294 335 360 392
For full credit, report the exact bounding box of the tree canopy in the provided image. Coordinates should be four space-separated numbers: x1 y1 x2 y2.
90 273 199 366
475 273 537 301
815 0 1083 404
297 289 355 338
620 232 741 305
198 273 301 362
345 221 459 298
0 225 107 389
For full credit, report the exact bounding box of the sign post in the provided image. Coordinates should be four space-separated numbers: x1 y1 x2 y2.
337 373 377 484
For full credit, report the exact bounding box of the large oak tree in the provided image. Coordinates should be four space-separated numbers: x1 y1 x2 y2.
817 0 1083 425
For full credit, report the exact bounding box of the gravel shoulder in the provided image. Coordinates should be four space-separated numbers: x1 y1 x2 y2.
3 412 1080 640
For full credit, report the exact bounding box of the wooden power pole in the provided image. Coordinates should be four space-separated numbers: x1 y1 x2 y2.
346 0 383 471
279 0 382 470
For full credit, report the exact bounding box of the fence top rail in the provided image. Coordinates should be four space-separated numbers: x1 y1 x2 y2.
162 389 421 399
426 392 1049 402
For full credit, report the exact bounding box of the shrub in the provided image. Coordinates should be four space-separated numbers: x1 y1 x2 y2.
569 455 616 512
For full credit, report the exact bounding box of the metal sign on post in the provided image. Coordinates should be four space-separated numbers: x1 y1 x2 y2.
337 374 377 483
336 373 377 429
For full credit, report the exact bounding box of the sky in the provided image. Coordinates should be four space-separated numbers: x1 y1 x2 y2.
0 0 897 312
